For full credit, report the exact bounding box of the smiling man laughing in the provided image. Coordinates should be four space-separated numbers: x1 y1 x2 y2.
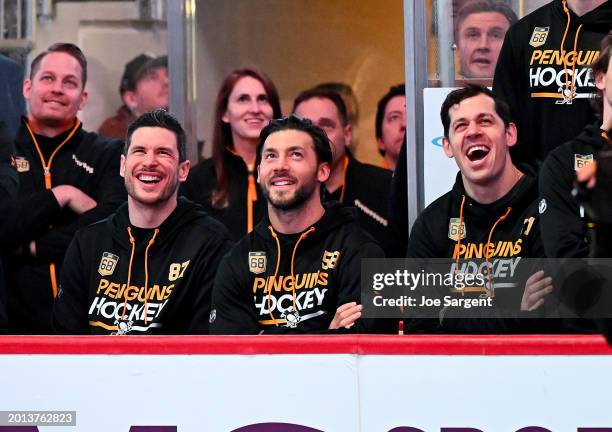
405 85 559 334
53 110 232 334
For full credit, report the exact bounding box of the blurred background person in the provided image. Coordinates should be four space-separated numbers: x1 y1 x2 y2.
0 53 26 138
454 0 518 79
375 84 406 171
180 66 281 241
314 82 360 150
98 54 168 140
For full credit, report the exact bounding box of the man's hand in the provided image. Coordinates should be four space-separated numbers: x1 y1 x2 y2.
521 270 553 311
329 302 362 330
52 185 97 214
576 160 597 189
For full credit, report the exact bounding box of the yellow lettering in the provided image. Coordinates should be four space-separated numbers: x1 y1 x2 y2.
97 279 109 294
530 50 543 65
540 49 552 64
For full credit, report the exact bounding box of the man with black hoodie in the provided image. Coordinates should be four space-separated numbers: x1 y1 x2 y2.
53 110 232 334
493 0 611 167
406 85 554 333
540 32 612 260
0 43 126 333
210 115 384 334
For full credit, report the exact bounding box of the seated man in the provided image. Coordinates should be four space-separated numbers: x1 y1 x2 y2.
0 43 127 333
293 87 392 250
375 84 406 171
53 110 232 334
540 32 612 259
406 84 554 333
210 115 384 334
98 54 168 140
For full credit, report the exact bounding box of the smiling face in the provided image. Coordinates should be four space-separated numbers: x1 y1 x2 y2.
120 126 190 209
23 51 88 131
457 12 510 78
222 76 274 144
443 93 516 190
258 129 330 211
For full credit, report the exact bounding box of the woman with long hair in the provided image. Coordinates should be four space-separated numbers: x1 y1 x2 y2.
181 66 281 240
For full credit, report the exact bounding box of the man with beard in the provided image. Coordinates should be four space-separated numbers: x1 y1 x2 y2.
210 115 384 334
53 110 232 334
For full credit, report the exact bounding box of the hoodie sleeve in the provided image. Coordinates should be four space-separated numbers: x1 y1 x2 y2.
539 148 589 258
186 235 234 334
493 27 531 166
34 140 127 262
209 245 261 335
406 211 441 258
387 139 409 258
52 233 91 334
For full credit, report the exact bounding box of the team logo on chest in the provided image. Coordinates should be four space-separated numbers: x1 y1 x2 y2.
529 26 549 48
322 251 340 270
249 251 267 274
574 154 594 171
98 252 119 276
15 156 30 172
448 218 466 241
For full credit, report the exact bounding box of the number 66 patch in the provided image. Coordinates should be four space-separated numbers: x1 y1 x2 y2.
98 252 119 276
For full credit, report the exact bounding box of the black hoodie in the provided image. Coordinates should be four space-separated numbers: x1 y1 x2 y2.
539 122 610 258
53 197 232 334
406 169 552 333
493 0 612 166
1 119 127 333
210 204 384 334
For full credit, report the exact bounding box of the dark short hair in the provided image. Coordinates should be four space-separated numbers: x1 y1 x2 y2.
125 109 187 162
314 82 359 125
454 0 518 43
30 43 88 87
375 84 406 139
440 84 512 138
292 87 349 126
591 31 612 118
257 114 333 166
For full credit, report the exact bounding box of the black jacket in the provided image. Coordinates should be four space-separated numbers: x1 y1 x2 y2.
539 122 609 258
210 205 384 334
0 121 18 332
180 151 266 242
325 151 392 252
493 0 612 166
53 197 232 334
0 118 127 333
406 169 552 333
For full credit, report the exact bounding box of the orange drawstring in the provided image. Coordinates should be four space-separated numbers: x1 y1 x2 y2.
339 155 350 203
24 119 81 298
484 207 512 298
121 227 159 326
267 226 282 326
247 171 257 233
142 229 159 325
121 227 137 320
560 0 583 103
266 225 315 325
290 227 315 312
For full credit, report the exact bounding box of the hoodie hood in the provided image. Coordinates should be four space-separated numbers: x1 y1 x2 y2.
553 0 612 32
570 121 611 151
253 202 356 245
450 165 538 222
109 196 206 251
